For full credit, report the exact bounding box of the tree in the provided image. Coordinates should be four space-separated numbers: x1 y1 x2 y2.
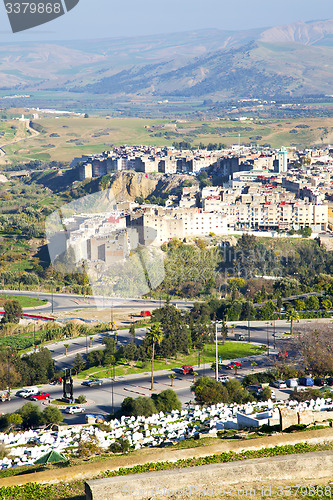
151 389 181 413
322 299 332 311
221 321 228 344
8 413 23 430
168 373 176 387
1 300 22 324
224 379 252 404
72 353 85 374
277 295 283 312
261 284 267 301
129 323 136 341
146 323 164 390
285 308 300 335
64 344 69 356
192 377 228 405
306 295 320 310
42 406 63 425
121 396 157 417
18 403 43 429
251 361 257 372
258 386 272 401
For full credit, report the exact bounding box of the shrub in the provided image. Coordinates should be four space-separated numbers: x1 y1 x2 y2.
0 444 8 459
76 395 87 404
289 388 322 402
109 438 130 454
77 435 101 457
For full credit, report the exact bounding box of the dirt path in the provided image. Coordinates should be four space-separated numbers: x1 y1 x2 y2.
0 427 332 487
0 120 40 162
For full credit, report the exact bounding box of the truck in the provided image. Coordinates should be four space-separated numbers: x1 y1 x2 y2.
16 386 39 398
140 310 151 317
0 391 10 402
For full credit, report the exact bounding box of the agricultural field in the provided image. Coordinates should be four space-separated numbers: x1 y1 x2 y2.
1 111 333 165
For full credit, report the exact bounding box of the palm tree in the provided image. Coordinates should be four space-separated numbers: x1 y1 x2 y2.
192 371 198 383
146 323 164 390
251 361 257 372
169 373 176 387
64 344 69 356
285 308 300 335
90 336 93 347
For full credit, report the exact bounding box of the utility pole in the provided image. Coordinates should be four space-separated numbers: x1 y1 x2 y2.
215 322 219 381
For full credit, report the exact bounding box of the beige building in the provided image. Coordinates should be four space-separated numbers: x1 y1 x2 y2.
129 208 228 245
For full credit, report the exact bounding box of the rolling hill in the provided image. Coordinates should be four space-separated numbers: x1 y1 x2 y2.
1 18 333 100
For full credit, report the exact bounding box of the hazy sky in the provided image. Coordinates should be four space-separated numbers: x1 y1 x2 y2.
1 0 333 42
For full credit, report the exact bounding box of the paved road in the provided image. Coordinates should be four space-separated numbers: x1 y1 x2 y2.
36 319 292 371
1 352 287 425
0 290 194 315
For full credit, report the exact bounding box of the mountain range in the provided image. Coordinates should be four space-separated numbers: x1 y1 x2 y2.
1 18 333 100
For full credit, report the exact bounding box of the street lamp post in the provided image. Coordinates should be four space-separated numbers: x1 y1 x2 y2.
215 320 222 382
6 346 11 395
266 321 270 356
50 277 54 314
272 312 277 349
247 299 251 343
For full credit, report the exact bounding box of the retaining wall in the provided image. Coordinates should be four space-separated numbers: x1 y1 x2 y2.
85 450 333 500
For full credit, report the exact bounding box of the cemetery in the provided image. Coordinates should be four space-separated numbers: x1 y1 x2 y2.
0 397 333 471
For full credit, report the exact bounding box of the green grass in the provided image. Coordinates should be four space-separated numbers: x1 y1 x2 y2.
0 294 47 308
0 329 45 350
3 115 333 164
77 342 265 379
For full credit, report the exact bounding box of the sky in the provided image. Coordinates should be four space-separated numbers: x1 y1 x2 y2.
1 0 333 42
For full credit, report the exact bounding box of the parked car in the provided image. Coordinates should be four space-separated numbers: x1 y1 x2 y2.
30 392 50 400
218 376 229 384
245 384 263 394
272 380 287 389
314 377 326 386
81 379 103 387
65 406 85 414
285 378 298 388
225 362 241 370
326 377 333 386
299 376 314 387
179 365 193 375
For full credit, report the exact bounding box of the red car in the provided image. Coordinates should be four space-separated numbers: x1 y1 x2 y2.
30 392 50 401
225 362 241 370
180 365 194 375
140 310 151 317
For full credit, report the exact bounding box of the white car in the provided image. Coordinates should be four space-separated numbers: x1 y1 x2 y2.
218 376 230 383
272 380 287 389
65 406 85 414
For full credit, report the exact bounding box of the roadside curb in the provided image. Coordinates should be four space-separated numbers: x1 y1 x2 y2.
42 399 94 409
